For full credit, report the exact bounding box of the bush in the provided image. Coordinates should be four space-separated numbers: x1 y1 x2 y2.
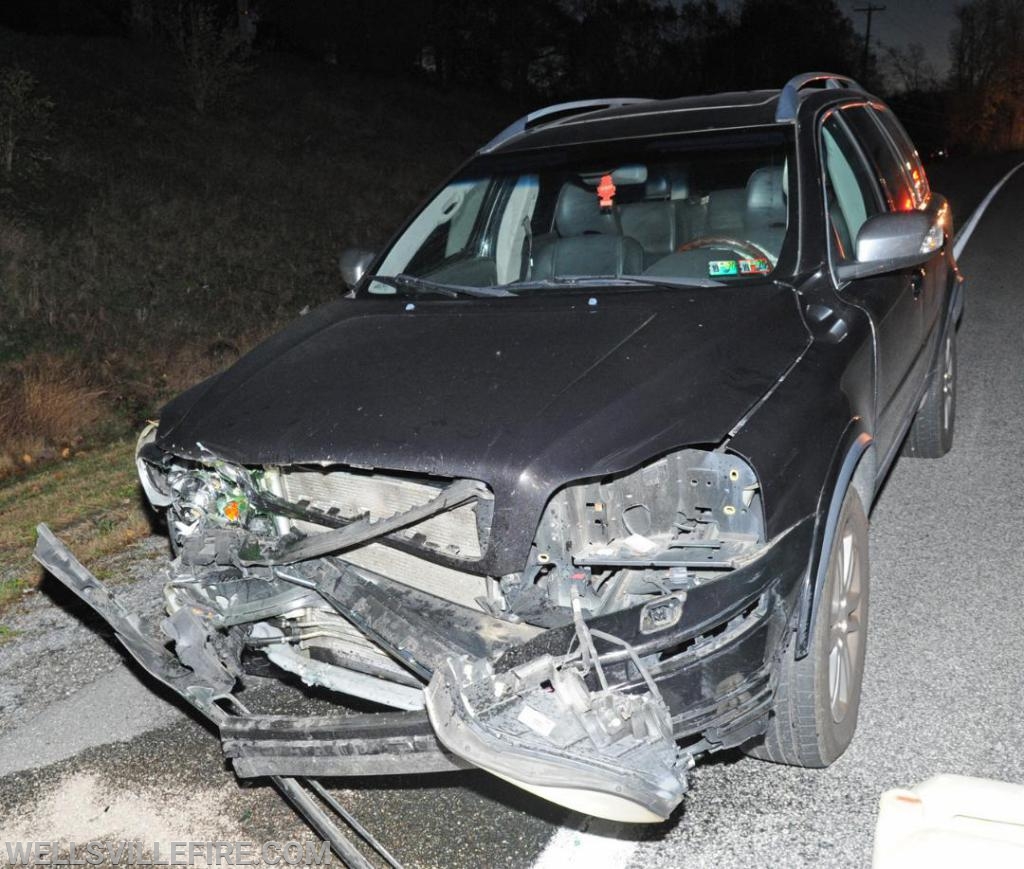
0 66 54 175
166 0 251 114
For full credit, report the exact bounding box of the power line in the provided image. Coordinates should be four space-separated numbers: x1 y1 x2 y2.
854 3 886 80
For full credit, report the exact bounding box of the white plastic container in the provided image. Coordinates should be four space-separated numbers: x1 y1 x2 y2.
874 774 1024 867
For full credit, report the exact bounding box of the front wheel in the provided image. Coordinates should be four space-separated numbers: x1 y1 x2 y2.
904 328 957 458
745 486 870 767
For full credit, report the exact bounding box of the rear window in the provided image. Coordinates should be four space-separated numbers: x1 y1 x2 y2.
871 106 930 206
840 105 916 212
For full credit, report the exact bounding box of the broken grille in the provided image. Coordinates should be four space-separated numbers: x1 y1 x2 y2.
271 467 493 610
277 467 489 560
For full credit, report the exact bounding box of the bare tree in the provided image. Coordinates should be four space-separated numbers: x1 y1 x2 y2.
949 0 1024 149
236 0 260 49
129 0 156 39
0 67 54 176
167 0 251 114
884 42 938 92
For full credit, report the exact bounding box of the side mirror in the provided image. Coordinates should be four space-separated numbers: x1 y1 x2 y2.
339 248 376 290
836 211 939 282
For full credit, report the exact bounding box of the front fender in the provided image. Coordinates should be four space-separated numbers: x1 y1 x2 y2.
726 304 876 660
794 427 874 658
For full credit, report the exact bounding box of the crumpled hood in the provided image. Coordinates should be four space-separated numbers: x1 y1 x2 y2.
158 285 809 573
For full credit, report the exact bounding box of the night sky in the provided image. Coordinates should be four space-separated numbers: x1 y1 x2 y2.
839 0 958 74
711 0 960 76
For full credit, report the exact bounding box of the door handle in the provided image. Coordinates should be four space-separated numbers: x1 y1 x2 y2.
910 269 925 300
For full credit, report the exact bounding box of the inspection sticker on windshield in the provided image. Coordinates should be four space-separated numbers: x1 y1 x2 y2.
738 258 770 274
708 260 738 276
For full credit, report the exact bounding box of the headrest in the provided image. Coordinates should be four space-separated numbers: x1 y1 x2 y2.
746 166 787 223
644 175 671 200
555 183 618 237
670 171 689 200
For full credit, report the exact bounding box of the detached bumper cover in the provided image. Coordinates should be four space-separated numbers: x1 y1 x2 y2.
33 524 234 722
426 654 688 823
34 515 812 822
31 524 462 774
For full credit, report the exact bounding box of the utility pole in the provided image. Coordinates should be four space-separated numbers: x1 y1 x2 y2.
854 3 886 82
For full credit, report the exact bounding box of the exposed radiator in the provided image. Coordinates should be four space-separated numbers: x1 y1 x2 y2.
335 543 488 610
273 467 491 610
279 467 485 558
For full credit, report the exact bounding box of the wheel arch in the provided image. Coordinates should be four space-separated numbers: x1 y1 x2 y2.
794 426 875 659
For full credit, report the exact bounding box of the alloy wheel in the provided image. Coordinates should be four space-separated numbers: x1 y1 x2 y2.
942 334 955 432
828 524 863 724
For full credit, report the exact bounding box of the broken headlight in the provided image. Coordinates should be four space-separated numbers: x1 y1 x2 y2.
135 422 173 509
518 448 765 613
535 447 763 562
134 426 278 555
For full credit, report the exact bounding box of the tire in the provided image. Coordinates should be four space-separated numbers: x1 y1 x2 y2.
745 486 869 767
904 328 957 458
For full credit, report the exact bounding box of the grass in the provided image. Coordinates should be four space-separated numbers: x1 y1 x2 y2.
0 28 506 358
0 338 253 480
0 440 154 619
0 26 508 481
0 578 28 610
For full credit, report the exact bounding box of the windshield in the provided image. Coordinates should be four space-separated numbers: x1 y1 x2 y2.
365 128 793 297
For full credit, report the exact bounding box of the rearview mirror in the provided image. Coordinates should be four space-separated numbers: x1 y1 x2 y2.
339 248 376 290
836 211 938 282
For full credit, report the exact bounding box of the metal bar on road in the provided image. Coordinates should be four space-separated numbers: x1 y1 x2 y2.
272 776 377 869
308 781 404 869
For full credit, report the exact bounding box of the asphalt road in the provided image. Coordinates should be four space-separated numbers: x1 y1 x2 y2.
1 159 1022 868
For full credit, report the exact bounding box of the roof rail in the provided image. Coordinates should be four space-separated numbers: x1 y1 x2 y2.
775 72 863 123
479 98 650 153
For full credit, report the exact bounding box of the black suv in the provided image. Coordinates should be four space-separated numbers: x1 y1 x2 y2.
38 73 963 828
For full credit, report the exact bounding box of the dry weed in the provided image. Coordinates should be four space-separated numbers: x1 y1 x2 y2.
0 353 106 471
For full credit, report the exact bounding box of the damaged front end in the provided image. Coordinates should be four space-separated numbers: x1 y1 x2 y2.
36 425 811 824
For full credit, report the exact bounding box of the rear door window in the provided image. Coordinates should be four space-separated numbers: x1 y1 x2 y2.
871 106 930 205
840 105 916 212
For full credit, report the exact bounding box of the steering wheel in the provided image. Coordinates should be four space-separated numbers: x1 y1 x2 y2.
676 236 774 262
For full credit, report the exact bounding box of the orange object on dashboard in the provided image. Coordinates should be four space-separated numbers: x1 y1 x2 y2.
597 174 616 208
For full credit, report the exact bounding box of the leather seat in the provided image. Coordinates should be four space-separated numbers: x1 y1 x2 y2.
532 183 644 280
619 176 677 268
704 187 747 236
744 165 788 256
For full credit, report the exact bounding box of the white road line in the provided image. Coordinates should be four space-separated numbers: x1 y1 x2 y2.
953 160 1024 260
532 817 643 869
